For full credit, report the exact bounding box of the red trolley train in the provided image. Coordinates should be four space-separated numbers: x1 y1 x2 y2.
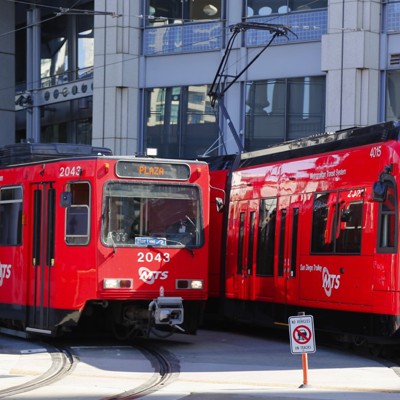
207 120 400 346
0 143 209 339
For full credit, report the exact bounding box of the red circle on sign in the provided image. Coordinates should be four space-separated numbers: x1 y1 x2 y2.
293 325 312 344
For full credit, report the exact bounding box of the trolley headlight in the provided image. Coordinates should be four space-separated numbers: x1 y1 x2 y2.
176 279 203 290
103 278 133 289
190 280 203 289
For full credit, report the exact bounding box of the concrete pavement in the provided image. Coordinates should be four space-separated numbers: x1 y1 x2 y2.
0 328 399 399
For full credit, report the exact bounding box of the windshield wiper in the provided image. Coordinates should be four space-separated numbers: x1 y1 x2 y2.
185 215 198 232
107 233 117 253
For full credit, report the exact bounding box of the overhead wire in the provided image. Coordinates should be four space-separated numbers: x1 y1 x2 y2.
3 0 116 16
0 0 85 38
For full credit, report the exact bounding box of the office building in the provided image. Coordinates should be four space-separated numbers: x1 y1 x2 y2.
1 0 399 158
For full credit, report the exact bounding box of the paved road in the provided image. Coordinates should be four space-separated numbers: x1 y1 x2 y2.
0 328 399 399
146 328 400 399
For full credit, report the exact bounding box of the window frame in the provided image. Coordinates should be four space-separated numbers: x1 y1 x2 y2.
144 85 219 158
377 176 398 254
64 181 91 246
0 186 23 246
245 77 326 151
245 0 327 18
145 0 223 26
101 181 204 248
256 197 277 276
311 189 365 255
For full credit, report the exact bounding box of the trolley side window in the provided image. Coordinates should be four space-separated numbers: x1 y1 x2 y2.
377 180 397 253
311 192 335 253
278 209 287 277
65 182 91 245
247 211 256 275
335 189 364 254
311 190 364 254
290 208 299 277
0 186 23 246
256 198 276 276
237 212 245 274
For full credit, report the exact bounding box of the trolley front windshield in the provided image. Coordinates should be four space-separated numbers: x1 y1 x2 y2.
102 182 203 247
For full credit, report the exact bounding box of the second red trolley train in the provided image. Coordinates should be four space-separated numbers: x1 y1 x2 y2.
207 120 400 346
0 143 210 339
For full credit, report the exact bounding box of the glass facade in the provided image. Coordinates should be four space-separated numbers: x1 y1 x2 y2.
386 2 400 32
40 15 93 86
144 0 222 55
246 0 327 16
387 70 400 120
144 21 222 55
15 1 94 144
245 77 325 150
145 85 219 158
245 9 327 45
16 4 94 89
146 0 222 25
384 2 400 124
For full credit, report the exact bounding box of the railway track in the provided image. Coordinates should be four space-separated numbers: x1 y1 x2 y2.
0 337 179 399
103 343 180 400
0 343 75 398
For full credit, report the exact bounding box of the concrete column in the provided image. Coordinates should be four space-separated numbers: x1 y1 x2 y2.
214 0 245 154
92 0 140 155
0 2 15 145
322 0 381 131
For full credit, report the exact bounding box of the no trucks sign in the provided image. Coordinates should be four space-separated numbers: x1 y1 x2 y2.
288 315 316 354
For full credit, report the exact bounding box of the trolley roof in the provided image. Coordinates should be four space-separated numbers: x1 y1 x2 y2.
239 120 400 168
0 143 112 167
0 142 209 169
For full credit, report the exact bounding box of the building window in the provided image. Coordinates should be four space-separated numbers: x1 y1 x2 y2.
246 0 327 16
244 1 327 44
40 8 94 87
386 70 400 120
386 2 400 33
39 99 92 144
143 1 223 54
146 0 221 25
15 2 94 89
245 76 325 151
15 2 94 145
144 85 219 159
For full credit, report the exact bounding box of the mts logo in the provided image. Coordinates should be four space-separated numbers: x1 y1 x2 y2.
322 266 340 297
138 267 168 285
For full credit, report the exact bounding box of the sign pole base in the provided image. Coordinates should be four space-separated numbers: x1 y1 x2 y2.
298 352 312 388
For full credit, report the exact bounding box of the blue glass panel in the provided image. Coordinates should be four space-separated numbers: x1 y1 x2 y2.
386 3 400 32
246 10 327 46
144 21 222 55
